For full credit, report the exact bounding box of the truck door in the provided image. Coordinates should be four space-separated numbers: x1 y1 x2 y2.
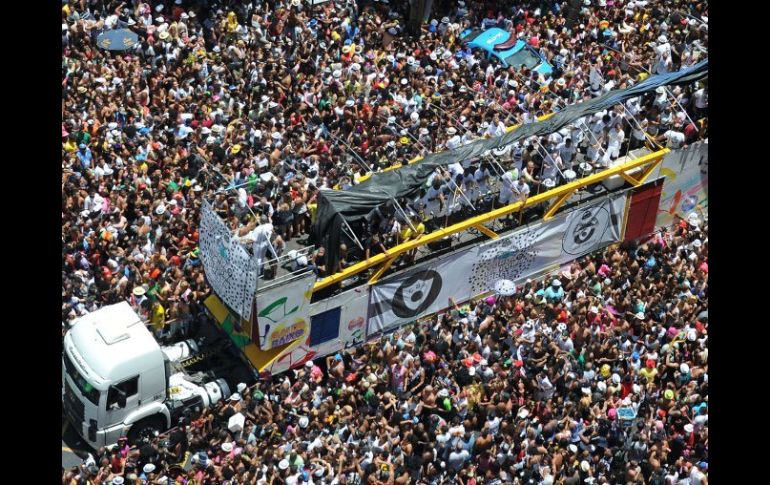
103 375 140 428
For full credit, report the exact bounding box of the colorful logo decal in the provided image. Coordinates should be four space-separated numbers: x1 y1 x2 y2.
270 319 308 348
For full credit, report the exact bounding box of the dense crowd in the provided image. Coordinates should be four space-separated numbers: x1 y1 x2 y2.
62 0 708 484
62 0 708 303
65 218 709 485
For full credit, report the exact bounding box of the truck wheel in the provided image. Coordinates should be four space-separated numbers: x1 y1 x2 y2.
127 416 165 445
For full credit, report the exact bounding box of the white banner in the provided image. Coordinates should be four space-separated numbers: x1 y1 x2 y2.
199 201 258 321
367 249 476 335
368 195 626 331
257 272 317 350
471 193 626 294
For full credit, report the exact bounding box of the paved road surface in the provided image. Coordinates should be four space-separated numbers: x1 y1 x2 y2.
62 414 91 469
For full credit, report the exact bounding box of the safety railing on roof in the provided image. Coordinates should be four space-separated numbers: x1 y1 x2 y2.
312 147 668 293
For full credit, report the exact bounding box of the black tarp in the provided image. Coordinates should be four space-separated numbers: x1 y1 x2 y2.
312 60 708 266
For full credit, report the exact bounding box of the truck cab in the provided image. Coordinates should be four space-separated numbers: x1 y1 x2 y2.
62 302 170 448
63 302 236 449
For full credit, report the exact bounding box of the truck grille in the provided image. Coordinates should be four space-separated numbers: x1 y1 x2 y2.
63 379 85 426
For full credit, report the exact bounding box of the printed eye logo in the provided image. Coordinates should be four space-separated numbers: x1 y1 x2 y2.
392 270 442 318
573 211 598 244
563 206 610 256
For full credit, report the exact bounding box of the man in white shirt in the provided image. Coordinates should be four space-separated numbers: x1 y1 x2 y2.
653 35 672 74
541 150 562 182
487 114 506 137
473 163 492 200
238 216 274 271
602 124 626 166
83 190 104 217
445 126 461 150
425 177 447 213
659 128 685 149
692 85 708 119
511 178 530 205
557 138 577 167
497 167 519 206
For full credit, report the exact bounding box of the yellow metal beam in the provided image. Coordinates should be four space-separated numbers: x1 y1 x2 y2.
368 256 397 285
619 171 642 186
543 188 576 220
636 158 663 185
473 224 499 239
313 148 669 292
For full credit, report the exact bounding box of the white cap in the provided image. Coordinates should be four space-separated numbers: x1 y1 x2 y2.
278 459 290 470
237 383 247 393
143 463 156 474
229 393 241 402
299 416 309 428
221 442 234 452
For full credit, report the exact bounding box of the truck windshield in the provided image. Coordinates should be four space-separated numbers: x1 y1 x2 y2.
63 350 100 405
505 47 542 70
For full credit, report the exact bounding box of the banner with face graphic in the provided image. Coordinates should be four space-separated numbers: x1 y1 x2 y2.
367 250 477 335
367 194 626 332
470 193 627 294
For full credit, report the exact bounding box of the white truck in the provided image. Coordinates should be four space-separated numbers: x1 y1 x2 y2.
62 302 247 449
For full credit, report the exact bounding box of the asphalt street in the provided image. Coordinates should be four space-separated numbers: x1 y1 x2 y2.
62 414 90 470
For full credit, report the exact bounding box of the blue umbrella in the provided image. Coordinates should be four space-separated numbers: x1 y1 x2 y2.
97 29 139 51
